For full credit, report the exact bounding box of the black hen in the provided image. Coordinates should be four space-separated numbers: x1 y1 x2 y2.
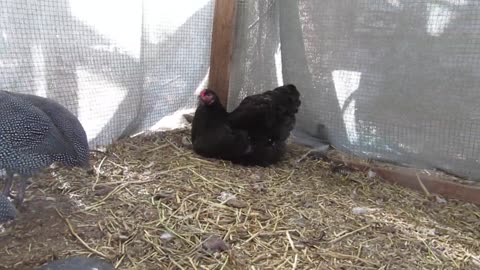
191 84 301 166
228 84 301 142
191 89 252 161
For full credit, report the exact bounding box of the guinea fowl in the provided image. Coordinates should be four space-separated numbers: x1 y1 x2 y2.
0 90 89 206
191 89 252 161
0 193 16 223
9 92 90 168
191 84 301 166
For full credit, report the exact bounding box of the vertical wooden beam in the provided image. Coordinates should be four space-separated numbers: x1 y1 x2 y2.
208 0 237 107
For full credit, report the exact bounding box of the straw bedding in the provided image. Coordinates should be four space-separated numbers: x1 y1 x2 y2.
0 128 479 270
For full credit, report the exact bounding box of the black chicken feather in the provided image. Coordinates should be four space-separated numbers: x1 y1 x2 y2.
228 84 301 142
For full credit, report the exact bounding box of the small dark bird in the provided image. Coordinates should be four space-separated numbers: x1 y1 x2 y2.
191 84 301 166
191 89 252 161
0 193 16 223
35 256 116 270
0 91 89 206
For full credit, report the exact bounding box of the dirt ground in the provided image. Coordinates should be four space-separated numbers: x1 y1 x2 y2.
0 129 479 270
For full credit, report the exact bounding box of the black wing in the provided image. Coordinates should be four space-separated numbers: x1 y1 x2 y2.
228 91 276 131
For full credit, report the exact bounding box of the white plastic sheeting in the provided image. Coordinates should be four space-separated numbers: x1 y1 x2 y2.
0 0 213 147
229 0 480 180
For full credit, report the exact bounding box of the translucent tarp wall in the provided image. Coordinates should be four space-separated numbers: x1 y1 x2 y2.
229 0 480 181
0 0 214 147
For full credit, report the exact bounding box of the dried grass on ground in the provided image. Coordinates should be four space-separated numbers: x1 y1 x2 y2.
1 129 479 270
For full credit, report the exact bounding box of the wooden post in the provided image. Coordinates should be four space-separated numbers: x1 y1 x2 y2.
208 0 237 107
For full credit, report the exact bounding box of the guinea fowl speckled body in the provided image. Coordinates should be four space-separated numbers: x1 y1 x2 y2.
0 193 16 222
0 90 89 206
8 92 90 168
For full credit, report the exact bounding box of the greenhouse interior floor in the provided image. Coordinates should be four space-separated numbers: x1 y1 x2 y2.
0 128 479 270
